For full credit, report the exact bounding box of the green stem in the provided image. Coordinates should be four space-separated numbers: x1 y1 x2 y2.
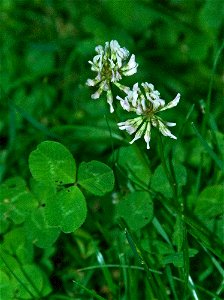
202 39 224 136
124 219 170 300
158 134 178 202
158 134 190 299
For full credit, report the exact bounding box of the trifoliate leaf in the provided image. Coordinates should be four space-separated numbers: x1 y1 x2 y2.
77 160 114 196
29 141 76 185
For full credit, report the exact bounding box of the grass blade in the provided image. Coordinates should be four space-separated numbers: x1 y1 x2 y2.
73 280 107 300
191 122 223 172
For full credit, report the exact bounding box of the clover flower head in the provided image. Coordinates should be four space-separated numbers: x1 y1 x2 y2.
86 40 138 113
117 82 180 149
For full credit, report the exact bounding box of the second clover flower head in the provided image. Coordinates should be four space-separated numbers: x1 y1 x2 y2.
86 40 138 113
117 82 180 149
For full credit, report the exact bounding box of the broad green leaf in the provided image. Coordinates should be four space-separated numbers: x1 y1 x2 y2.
24 207 60 248
0 251 52 299
116 191 153 231
15 264 52 299
151 241 173 255
0 177 38 224
77 161 114 196
0 252 21 295
195 185 224 218
1 228 33 264
115 145 151 186
199 0 224 30
0 271 14 300
29 141 76 185
162 249 198 267
45 186 87 233
150 165 172 197
151 163 187 198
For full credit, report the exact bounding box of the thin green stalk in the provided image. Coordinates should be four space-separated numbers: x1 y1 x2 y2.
157 133 190 299
202 39 224 136
78 264 161 274
158 133 177 202
192 122 224 172
95 249 117 295
73 280 107 300
166 266 179 300
119 220 157 298
105 114 115 164
120 219 169 300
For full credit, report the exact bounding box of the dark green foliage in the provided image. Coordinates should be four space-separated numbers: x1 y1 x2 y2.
0 0 223 299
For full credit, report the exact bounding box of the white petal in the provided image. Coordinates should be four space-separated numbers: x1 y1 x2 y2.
144 122 151 149
95 45 103 53
91 82 106 99
129 122 147 144
156 119 177 139
142 82 154 91
116 55 123 68
123 67 138 76
123 125 138 134
122 54 138 76
136 104 143 115
165 122 176 127
152 98 165 110
127 54 137 69
90 64 100 72
160 93 180 111
117 117 142 134
114 82 130 94
133 82 139 92
91 91 101 99
106 90 114 113
131 83 139 106
120 98 131 111
141 97 146 111
86 79 97 86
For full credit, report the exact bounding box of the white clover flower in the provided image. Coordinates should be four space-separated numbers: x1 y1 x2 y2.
86 40 138 113
117 82 180 149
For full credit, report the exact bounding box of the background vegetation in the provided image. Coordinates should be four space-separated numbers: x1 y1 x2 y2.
0 0 223 299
